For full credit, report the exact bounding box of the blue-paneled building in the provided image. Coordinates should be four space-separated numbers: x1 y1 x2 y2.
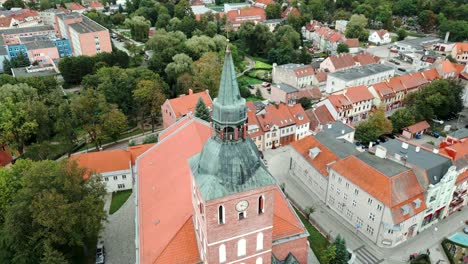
54 39 72 57
7 44 29 59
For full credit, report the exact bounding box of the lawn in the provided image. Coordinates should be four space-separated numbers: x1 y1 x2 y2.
246 97 263 102
109 190 132 215
294 207 330 263
238 75 263 86
254 60 272 70
406 31 426 38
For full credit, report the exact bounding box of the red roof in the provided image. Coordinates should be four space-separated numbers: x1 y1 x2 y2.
290 136 339 176
0 145 12 167
344 38 359 48
255 0 274 6
293 65 314 78
453 43 468 55
69 3 85 10
399 73 428 90
272 188 305 240
258 104 296 130
227 7 266 23
306 105 335 131
70 150 131 178
0 17 12 28
372 82 395 99
421 68 440 81
330 155 427 224
456 170 468 185
281 7 300 18
11 10 39 21
128 143 156 165
88 1 104 8
297 86 322 100
288 103 310 126
403 120 430 134
138 118 212 264
326 53 354 70
315 70 328 83
376 29 388 39
386 76 405 92
344 85 374 103
167 90 212 119
327 94 352 111
439 140 468 162
353 53 380 66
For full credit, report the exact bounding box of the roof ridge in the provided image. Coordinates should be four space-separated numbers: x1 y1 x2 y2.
152 215 195 264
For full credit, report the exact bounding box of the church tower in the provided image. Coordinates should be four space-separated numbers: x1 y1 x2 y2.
189 43 276 264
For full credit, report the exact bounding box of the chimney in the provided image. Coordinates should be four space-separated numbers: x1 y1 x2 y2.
237 9 240 15
444 32 450 44
375 145 387 158
433 148 439 154
415 146 420 152
327 123 332 129
188 89 193 95
309 147 321 159
402 142 409 149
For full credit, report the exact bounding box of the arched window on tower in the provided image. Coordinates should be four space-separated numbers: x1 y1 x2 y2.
256 233 263 251
219 244 226 263
256 257 263 264
218 205 225 224
258 195 264 214
237 239 246 257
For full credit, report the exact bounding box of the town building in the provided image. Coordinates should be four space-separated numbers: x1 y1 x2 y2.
401 121 430 139
88 1 105 12
393 37 441 53
305 104 335 132
281 7 300 18
0 25 56 45
40 9 66 26
272 63 317 88
368 30 391 45
320 53 380 73
66 3 86 13
226 7 266 30
0 145 12 167
380 139 458 231
270 83 321 104
136 45 309 264
55 12 112 56
435 59 465 79
259 18 283 32
252 0 273 9
325 63 395 94
161 89 212 128
344 38 359 53
451 43 468 64
334 20 348 33
368 81 397 112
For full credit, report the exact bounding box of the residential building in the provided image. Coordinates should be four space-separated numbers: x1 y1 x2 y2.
88 1 105 11
272 63 317 88
368 30 391 45
344 38 359 53
259 18 283 32
450 42 468 64
281 7 300 18
436 59 465 79
393 37 441 53
226 7 266 30
310 27 345 55
321 121 355 142
0 25 55 45
320 53 380 73
252 0 273 9
0 17 13 29
161 89 212 128
325 63 395 94
335 20 348 33
328 151 427 247
305 104 335 132
270 83 321 104
223 2 250 12
401 121 430 139
10 9 42 28
55 12 112 56
380 139 458 231
368 81 396 112
40 9 66 26
301 20 322 41
66 3 86 13
136 46 309 264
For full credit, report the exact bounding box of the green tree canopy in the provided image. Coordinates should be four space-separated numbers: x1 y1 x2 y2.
133 78 167 132
331 235 349 264
125 15 151 42
355 107 392 143
194 97 211 122
337 43 349 53
265 3 281 19
390 108 415 133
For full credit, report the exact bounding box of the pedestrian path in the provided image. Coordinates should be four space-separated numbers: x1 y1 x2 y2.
354 246 384 264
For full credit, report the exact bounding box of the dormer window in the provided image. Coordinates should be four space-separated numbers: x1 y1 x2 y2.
218 205 225 224
258 196 264 214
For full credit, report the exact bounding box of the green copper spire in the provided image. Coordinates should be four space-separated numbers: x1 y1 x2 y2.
212 42 247 126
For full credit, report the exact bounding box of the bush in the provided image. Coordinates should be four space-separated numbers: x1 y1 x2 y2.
142 134 158 144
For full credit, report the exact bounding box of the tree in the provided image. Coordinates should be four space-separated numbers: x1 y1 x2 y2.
391 108 416 133
321 244 337 264
345 14 369 41
297 97 312 109
331 235 349 264
194 97 211 122
102 108 128 141
265 3 281 19
438 20 468 42
192 52 222 97
55 103 78 157
125 16 151 42
238 23 273 56
165 53 193 82
397 28 407 41
0 159 106 263
2 0 24 9
355 107 392 143
355 120 380 144
392 0 417 16
58 56 94 85
0 84 40 155
185 35 217 60
337 43 349 54
133 79 167 132
174 0 193 19
418 10 437 33
374 5 393 30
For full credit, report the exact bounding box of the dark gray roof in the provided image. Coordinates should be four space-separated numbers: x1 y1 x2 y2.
11 67 58 78
396 37 441 49
24 41 55 50
329 63 394 81
322 121 354 138
0 25 54 35
261 19 284 24
56 12 81 20
68 16 107 33
314 132 359 159
380 139 452 185
275 83 298 93
356 152 408 177
190 137 275 201
276 63 310 70
448 128 468 140
0 46 8 56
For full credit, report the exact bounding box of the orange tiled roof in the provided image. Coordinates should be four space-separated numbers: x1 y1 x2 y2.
288 103 310 125
421 68 440 81
327 53 354 70
257 103 296 130
167 90 213 119
88 1 104 8
227 7 266 23
129 143 156 165
376 29 388 39
439 140 468 161
281 7 300 18
344 85 374 103
453 43 468 55
386 76 405 92
138 118 212 264
69 3 85 10
403 120 430 134
255 0 274 5
306 105 335 131
353 53 380 65
11 9 39 21
344 38 359 48
328 93 352 111
372 82 395 99
153 216 201 264
0 17 12 28
290 136 338 176
399 73 428 90
330 156 426 224
272 188 305 240
293 65 314 78
0 145 12 167
456 170 468 184
440 60 458 74
70 150 131 178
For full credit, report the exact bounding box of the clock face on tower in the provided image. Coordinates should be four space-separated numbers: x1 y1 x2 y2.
236 200 249 212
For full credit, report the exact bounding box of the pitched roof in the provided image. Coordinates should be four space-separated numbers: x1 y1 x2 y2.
344 85 374 103
372 82 395 99
255 0 274 5
330 155 426 224
353 53 380 66
306 105 334 131
403 120 430 134
399 72 428 90
88 1 104 8
439 140 468 163
376 29 388 39
386 76 405 92
281 7 300 18
0 145 12 167
128 143 156 165
167 90 212 119
226 7 266 22
272 188 306 240
327 93 352 111
439 60 458 74
344 38 359 48
11 9 39 21
257 103 296 130
70 150 131 178
291 136 339 176
0 16 12 28
453 42 468 55
456 170 468 185
287 103 310 125
137 118 212 264
293 65 314 77
326 53 354 70
315 70 328 82
297 86 322 100
421 68 440 81
68 3 85 10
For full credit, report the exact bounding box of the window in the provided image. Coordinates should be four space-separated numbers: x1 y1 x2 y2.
336 188 341 195
237 239 246 256
356 217 363 227
366 225 374 235
345 182 350 189
258 196 264 214
218 205 225 224
346 209 353 219
113 176 118 180
104 177 108 182
369 212 375 221
354 189 359 195
330 184 334 191
238 212 246 220
368 198 373 205
352 200 356 207
429 195 436 202
199 203 204 215
377 204 382 211
256 233 263 251
388 229 394 234
256 257 263 264
122 175 126 179
338 177 342 184
329 197 335 205
344 194 348 200
219 244 226 263
117 184 125 189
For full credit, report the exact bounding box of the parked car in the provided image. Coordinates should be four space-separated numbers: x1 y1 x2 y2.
378 135 388 142
248 85 254 90
261 82 271 87
432 117 444 124
383 133 396 139
389 59 401 65
96 242 105 264
397 68 407 72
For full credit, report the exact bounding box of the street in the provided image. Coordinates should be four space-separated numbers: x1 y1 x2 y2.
264 146 466 264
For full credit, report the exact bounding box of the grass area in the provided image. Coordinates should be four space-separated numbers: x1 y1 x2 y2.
294 207 330 263
238 75 263 86
254 60 272 69
109 190 132 215
78 127 152 151
251 56 269 63
246 97 263 102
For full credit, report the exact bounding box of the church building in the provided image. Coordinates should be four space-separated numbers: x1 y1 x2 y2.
136 43 310 264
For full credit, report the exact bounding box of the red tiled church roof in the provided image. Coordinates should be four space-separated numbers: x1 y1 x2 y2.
167 90 212 119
